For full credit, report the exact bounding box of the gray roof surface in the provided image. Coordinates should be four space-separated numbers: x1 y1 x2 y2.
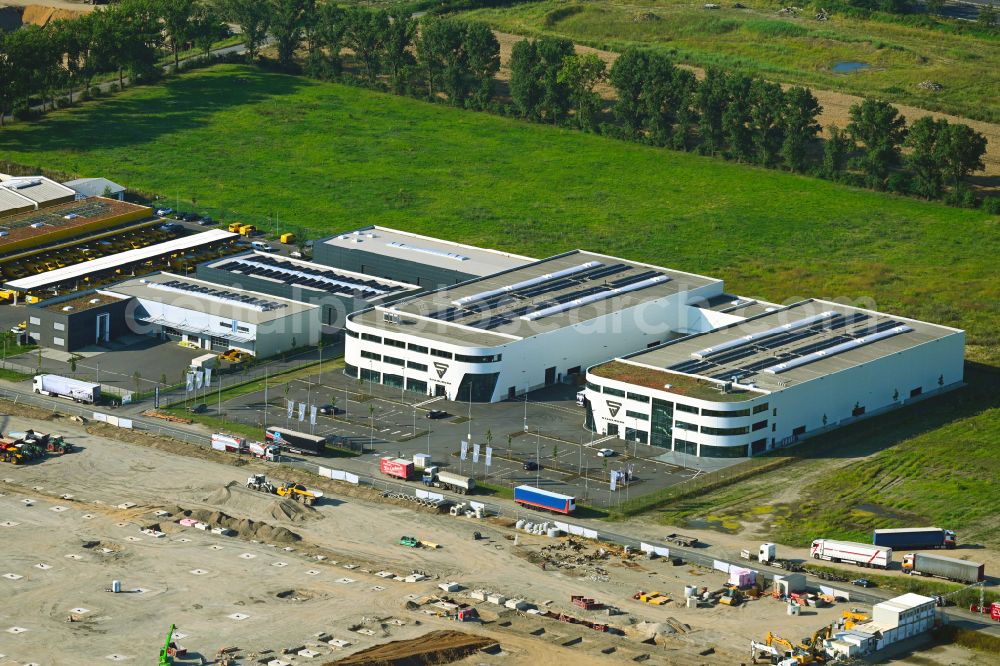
323 226 534 276
0 187 35 216
204 251 419 302
620 299 961 392
105 271 318 325
0 176 75 205
62 177 126 197
352 251 721 347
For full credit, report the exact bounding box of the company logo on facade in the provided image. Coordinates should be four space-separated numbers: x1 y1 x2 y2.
433 362 449 379
607 401 622 417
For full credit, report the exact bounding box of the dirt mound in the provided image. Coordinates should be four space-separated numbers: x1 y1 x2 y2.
20 4 87 26
275 588 316 601
326 631 496 666
206 481 319 523
181 507 302 543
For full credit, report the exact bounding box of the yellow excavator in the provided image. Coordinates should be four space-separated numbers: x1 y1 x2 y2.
246 474 322 506
841 609 870 629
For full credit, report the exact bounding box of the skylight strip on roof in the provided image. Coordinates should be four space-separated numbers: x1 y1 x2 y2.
386 241 470 262
519 274 670 322
762 325 912 375
691 311 838 360
452 261 602 307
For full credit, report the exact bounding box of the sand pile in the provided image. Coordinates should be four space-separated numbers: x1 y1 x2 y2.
206 481 319 523
326 630 497 666
180 507 302 543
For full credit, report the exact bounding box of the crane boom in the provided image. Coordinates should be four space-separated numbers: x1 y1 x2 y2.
159 624 176 665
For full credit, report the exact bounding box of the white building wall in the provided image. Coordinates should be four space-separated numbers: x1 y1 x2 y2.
586 330 964 458
346 282 722 402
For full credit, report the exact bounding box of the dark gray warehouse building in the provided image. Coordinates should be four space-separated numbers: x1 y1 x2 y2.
195 251 419 328
312 226 533 290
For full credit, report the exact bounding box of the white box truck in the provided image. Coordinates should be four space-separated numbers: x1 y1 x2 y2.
33 374 100 404
810 539 892 569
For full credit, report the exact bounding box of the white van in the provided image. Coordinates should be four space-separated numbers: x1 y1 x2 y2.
251 240 273 252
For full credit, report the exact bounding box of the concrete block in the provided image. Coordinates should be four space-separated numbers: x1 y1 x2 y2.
487 594 507 605
438 582 462 593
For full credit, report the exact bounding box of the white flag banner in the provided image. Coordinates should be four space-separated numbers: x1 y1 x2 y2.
473 443 480 464
287 399 294 418
203 367 212 387
310 405 317 425
610 470 619 492
460 440 468 461
185 372 194 392
298 402 306 422
195 370 203 390
485 446 493 468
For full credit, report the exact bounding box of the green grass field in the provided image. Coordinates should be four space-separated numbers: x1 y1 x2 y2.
460 0 1000 122
0 64 997 540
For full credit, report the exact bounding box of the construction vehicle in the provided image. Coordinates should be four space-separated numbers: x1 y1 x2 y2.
399 536 419 547
720 584 743 606
841 609 870 629
422 467 475 494
276 482 321 506
246 473 277 494
238 224 256 236
633 590 670 605
218 348 252 363
159 623 183 665
664 533 698 547
754 632 821 665
227 222 243 233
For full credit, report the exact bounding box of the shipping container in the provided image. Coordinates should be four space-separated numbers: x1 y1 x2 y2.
514 485 576 514
380 457 414 480
903 553 984 584
811 539 892 569
873 527 956 550
33 374 100 404
264 427 326 455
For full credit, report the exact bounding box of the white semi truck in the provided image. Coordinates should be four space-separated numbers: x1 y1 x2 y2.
810 539 892 569
33 374 100 404
421 467 476 494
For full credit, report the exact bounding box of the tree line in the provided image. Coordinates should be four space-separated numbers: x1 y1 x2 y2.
0 0 992 208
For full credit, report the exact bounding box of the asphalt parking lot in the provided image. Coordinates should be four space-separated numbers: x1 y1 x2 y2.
206 364 718 508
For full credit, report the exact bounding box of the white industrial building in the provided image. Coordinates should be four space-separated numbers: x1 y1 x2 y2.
585 299 964 458
828 593 936 658
344 250 725 402
104 272 321 358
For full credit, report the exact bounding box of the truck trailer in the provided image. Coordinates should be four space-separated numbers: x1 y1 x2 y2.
810 539 892 569
873 527 956 550
264 427 326 455
212 433 247 453
33 374 100 404
421 467 475 494
380 457 414 480
514 485 576 514
903 553 984 584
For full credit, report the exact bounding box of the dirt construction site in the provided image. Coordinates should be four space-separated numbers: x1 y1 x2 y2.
0 408 989 665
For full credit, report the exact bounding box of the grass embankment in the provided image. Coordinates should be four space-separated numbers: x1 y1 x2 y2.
0 368 32 382
460 0 1000 123
641 364 1000 546
0 64 996 540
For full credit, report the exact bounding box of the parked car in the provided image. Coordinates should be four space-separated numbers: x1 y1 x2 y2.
597 448 616 457
318 404 337 415
188 403 208 414
155 207 173 217
290 251 304 259
158 222 179 232
851 578 875 588
172 211 186 220
523 460 538 471
198 216 214 226
250 240 274 252
182 212 199 222
425 410 449 419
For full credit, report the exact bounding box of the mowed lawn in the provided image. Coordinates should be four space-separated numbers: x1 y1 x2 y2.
1 65 996 359
1 64 997 538
461 0 1000 123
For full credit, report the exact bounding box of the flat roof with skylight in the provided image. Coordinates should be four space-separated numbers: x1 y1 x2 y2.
352 250 721 346
323 226 533 277
612 299 960 392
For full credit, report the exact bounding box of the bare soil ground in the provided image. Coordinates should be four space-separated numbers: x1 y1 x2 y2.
326 630 495 666
0 412 992 665
493 31 1000 191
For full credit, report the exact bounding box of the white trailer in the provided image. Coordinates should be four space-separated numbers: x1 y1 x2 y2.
810 539 892 569
421 467 476 494
33 374 100 404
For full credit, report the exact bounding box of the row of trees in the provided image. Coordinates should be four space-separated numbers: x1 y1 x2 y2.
0 0 230 125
